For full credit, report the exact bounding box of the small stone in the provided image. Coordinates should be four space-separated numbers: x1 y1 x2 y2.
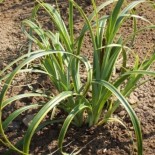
97 149 103 154
128 93 138 105
142 105 148 111
23 114 34 127
138 93 145 98
87 92 92 98
15 101 25 109
134 108 141 113
152 112 155 117
118 110 126 117
150 143 155 149
148 103 154 108
103 148 107 153
144 111 150 117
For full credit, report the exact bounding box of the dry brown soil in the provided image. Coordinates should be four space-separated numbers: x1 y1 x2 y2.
0 0 155 155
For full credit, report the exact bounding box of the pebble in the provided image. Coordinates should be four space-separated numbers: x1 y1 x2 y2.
23 114 34 127
150 143 155 149
142 105 149 111
128 93 138 105
118 110 126 117
144 111 150 117
15 100 25 109
148 103 154 108
134 108 141 113
138 93 145 98
152 112 155 118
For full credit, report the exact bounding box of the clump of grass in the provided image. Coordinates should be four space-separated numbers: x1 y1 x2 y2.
0 0 155 154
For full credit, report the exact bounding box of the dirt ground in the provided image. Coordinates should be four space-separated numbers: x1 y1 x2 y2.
0 0 155 155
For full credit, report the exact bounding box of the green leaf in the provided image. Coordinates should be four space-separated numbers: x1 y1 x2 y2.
2 93 47 109
58 103 91 155
3 104 39 130
93 80 142 155
122 70 155 77
23 91 74 153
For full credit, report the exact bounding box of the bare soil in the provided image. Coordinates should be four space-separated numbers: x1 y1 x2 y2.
0 0 155 155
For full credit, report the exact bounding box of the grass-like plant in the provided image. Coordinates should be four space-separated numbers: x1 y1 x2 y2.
0 0 155 154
